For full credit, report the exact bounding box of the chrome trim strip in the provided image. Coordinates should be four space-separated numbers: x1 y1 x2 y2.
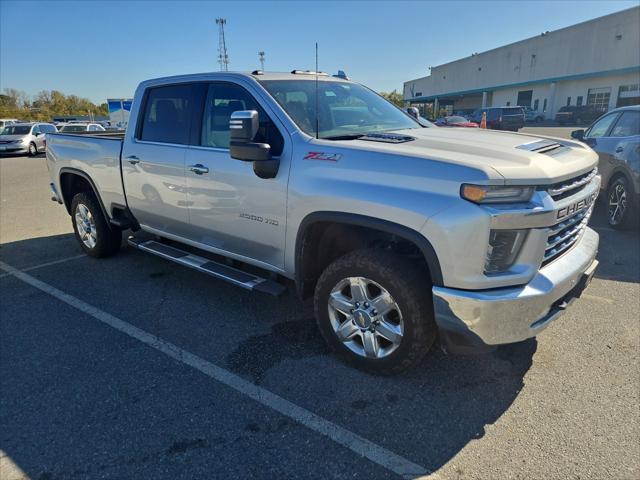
548 168 598 197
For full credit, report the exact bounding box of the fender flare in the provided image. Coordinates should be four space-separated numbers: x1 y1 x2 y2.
294 211 444 293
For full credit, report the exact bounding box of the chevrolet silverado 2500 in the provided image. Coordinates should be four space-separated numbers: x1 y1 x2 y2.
46 71 600 373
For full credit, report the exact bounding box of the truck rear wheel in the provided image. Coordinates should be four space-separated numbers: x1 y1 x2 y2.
314 249 436 374
71 192 121 257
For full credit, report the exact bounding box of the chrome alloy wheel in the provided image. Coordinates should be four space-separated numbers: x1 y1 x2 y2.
75 203 97 249
608 183 627 226
327 277 404 359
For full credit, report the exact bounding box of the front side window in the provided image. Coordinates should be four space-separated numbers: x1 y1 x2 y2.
200 83 283 155
610 111 640 138
260 80 420 139
585 113 619 138
139 84 197 145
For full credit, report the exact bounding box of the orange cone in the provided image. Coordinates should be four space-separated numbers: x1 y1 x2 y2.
480 111 487 129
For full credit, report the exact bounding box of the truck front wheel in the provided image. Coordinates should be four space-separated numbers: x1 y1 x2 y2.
314 249 437 374
71 192 121 257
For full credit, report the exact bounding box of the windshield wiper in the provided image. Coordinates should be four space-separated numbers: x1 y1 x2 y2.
321 133 366 141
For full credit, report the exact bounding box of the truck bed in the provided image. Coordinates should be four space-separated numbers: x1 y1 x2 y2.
47 132 126 218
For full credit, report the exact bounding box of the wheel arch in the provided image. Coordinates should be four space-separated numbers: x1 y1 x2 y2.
294 211 443 299
59 168 110 220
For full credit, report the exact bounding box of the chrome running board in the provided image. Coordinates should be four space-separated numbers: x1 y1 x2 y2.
128 236 286 296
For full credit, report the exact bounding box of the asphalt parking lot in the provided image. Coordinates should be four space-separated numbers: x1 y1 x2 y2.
1 132 639 479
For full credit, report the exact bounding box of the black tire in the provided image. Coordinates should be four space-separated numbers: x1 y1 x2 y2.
606 176 638 230
314 249 437 374
71 192 121 257
28 142 37 156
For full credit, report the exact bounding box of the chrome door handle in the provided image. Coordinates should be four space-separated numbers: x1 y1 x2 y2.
126 155 140 165
189 164 209 175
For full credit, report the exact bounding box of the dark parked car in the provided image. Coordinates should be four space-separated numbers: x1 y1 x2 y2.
556 105 604 125
572 105 640 229
434 115 479 128
470 107 524 131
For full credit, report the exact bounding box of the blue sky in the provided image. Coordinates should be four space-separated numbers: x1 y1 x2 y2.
1 0 637 104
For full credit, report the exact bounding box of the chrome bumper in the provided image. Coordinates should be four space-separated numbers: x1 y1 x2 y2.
432 227 599 350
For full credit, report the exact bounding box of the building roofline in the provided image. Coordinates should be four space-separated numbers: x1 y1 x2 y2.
406 65 640 102
406 5 639 84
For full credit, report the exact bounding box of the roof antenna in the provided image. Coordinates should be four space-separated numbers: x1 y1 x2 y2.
315 42 319 139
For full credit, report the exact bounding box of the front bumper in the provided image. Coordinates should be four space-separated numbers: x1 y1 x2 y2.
0 144 27 154
432 227 599 353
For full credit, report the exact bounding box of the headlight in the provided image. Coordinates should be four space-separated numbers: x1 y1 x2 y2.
461 184 534 204
485 229 527 273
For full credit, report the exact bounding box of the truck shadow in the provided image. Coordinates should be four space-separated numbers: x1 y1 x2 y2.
226 305 536 473
0 233 536 476
589 202 640 283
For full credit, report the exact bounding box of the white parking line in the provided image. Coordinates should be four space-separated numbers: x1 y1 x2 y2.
0 254 85 279
0 259 434 480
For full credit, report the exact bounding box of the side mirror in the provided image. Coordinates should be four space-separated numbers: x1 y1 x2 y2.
406 107 419 119
229 110 279 179
571 129 585 140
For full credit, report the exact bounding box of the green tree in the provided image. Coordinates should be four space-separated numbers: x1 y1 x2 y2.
0 88 108 121
379 89 405 108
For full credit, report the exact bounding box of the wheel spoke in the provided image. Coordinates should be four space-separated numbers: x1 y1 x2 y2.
349 278 368 303
370 292 394 316
362 330 379 358
375 320 402 344
329 292 354 315
336 320 359 341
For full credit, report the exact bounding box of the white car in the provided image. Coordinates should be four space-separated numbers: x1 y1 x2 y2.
0 118 19 130
59 123 106 133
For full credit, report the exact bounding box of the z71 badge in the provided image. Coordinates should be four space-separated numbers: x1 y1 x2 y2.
304 152 342 162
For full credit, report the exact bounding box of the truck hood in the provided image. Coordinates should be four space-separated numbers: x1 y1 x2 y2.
342 127 598 184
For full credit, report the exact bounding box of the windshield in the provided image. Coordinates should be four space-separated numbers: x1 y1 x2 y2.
60 125 87 132
260 80 421 139
1 125 31 135
446 116 468 123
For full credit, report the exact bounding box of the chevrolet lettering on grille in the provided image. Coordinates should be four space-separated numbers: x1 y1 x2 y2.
556 192 597 220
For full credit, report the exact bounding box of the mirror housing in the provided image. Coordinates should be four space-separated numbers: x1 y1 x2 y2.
571 129 585 140
229 110 279 179
406 107 419 119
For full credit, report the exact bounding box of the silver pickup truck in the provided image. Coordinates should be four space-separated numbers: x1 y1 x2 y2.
46 71 600 373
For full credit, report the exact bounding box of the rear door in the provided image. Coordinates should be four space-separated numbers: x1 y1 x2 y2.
184 81 289 269
500 107 524 130
121 83 202 238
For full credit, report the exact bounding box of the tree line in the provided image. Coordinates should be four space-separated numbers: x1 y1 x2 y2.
0 88 108 121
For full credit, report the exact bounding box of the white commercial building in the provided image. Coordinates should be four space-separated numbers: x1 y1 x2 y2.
403 7 640 119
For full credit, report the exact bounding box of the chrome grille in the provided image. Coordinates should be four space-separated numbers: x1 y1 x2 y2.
547 168 598 201
543 205 593 266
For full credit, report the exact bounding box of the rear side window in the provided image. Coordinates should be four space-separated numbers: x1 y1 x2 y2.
610 111 640 137
502 108 523 115
139 84 198 145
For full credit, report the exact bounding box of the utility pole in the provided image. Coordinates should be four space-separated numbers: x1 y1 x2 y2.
258 51 265 71
215 18 229 71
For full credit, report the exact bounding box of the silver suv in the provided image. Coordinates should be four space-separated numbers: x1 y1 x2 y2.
0 122 57 156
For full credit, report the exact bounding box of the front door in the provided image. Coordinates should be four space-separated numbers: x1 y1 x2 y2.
583 112 621 187
184 81 289 269
122 83 202 238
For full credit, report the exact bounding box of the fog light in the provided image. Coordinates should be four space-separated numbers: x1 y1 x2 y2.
485 229 527 273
